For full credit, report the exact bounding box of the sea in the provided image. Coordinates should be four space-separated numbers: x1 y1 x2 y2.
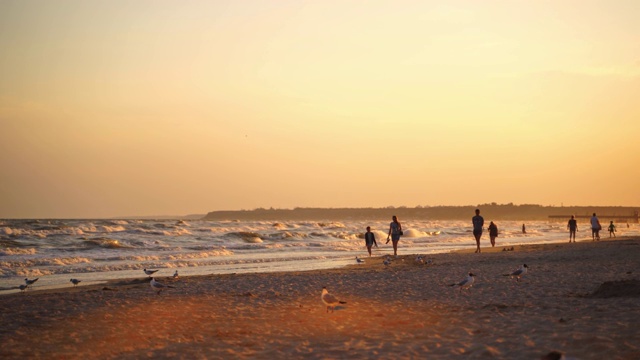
2 218 638 294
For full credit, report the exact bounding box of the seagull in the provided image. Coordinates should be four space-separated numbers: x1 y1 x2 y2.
321 287 347 313
356 257 365 264
70 279 81 286
24 278 39 287
19 284 27 292
505 264 528 281
450 272 475 292
150 277 175 295
143 269 159 277
173 270 179 278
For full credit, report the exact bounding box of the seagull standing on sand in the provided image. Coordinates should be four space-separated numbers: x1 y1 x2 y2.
504 264 528 282
321 287 347 313
173 270 179 279
19 284 27 292
450 273 475 292
356 257 365 264
24 278 39 288
70 279 81 287
144 269 159 277
150 277 175 295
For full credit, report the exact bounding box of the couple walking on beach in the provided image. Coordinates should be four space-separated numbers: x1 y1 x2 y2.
570 213 613 242
364 215 403 257
472 209 499 253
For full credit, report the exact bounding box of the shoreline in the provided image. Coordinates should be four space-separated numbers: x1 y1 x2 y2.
2 237 640 359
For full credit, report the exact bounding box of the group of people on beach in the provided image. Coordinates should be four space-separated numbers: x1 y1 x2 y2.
363 215 402 257
578 213 617 241
366 210 622 257
471 209 501 253
569 213 619 242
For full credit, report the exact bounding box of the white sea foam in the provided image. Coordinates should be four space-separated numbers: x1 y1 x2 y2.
0 247 37 255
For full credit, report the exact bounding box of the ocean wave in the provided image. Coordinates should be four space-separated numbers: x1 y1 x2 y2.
318 222 346 229
402 229 441 237
0 268 54 277
130 228 193 236
82 238 131 249
228 232 264 243
0 247 37 256
101 249 234 263
264 231 307 240
166 249 234 260
110 220 130 225
0 256 91 268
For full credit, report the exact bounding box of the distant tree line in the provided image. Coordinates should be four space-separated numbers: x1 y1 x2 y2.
202 204 639 222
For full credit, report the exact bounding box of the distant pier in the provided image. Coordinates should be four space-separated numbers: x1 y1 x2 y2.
549 211 639 223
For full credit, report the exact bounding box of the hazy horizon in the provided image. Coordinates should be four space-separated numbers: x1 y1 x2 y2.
2 203 638 220
2 1 639 218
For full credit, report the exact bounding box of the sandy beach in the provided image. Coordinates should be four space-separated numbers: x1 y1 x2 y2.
2 237 640 359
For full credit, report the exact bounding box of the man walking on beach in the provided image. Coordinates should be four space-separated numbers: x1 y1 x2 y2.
472 209 484 253
364 226 378 256
567 215 578 243
591 213 601 241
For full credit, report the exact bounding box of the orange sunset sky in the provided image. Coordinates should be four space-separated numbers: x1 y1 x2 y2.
1 1 639 218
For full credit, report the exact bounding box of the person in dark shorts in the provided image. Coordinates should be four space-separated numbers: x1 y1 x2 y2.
386 215 402 257
488 221 498 247
472 209 484 253
567 215 578 243
608 221 616 238
364 226 378 256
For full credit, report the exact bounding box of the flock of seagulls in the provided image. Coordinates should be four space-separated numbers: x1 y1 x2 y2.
322 262 529 312
448 263 530 293
18 269 182 294
20 277 39 291
18 259 530 307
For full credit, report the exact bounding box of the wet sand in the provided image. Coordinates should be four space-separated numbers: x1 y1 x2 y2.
2 237 640 359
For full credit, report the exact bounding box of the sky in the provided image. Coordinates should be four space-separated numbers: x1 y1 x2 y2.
1 0 639 218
